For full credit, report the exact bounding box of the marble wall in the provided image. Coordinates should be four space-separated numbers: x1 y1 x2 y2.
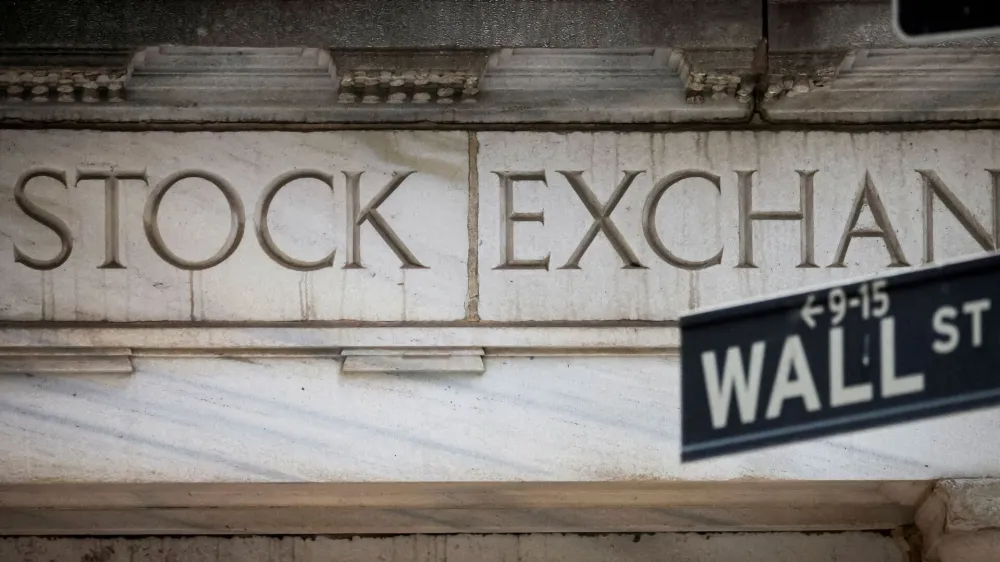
1 129 998 482
0 356 998 482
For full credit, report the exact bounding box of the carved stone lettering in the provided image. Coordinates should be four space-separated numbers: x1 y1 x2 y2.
642 170 723 270
493 171 550 270
144 170 246 271
830 171 909 268
0 131 470 322
256 169 337 272
736 169 817 269
344 171 426 269
919 170 1000 264
75 168 149 269
558 170 645 270
3 131 998 323
474 132 1000 321
13 168 73 271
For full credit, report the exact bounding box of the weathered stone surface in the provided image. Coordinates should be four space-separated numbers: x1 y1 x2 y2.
768 0 1000 51
0 130 470 321
762 49 1000 123
0 533 907 562
917 478 1000 562
2 129 999 484
1 356 998 482
0 0 761 50
476 131 1000 321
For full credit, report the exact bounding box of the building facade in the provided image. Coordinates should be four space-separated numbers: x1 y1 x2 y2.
1 1 998 560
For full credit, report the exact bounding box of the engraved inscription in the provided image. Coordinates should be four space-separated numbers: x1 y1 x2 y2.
919 170 1000 264
75 168 149 269
256 169 337 272
13 168 73 271
559 170 645 270
0 130 470 323
7 167 430 273
643 170 723 270
493 171 550 270
830 172 909 268
344 171 426 270
473 132 1000 321
144 170 247 271
6 165 999 275
737 169 817 269
484 168 997 272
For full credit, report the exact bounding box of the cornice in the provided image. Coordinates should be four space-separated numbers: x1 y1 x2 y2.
2 46 1000 125
0 47 752 125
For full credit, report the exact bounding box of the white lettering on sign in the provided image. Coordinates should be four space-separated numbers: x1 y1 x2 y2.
933 298 993 354
764 335 821 420
879 317 925 398
700 312 929 430
701 343 766 429
801 280 892 328
829 326 874 407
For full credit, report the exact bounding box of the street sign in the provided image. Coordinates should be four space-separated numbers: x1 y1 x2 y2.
680 252 1000 462
893 1 1000 42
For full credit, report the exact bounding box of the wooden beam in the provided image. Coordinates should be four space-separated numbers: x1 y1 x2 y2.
0 480 931 536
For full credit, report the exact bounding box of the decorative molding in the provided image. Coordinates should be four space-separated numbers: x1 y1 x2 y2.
917 479 1000 562
331 50 487 104
0 347 133 376
0 48 133 104
763 49 1000 123
0 47 752 124
0 480 929 535
0 325 679 359
6 45 1000 124
342 347 485 375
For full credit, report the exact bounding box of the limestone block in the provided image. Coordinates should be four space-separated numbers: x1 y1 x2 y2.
0 131 469 322
476 131 1000 321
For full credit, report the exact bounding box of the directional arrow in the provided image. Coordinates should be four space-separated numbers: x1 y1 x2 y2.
801 294 823 329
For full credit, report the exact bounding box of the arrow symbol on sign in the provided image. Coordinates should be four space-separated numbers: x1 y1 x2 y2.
801 294 823 329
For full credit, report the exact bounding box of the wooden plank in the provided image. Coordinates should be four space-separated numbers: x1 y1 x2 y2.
0 481 931 536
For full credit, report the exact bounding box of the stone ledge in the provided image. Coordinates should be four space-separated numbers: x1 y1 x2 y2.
762 49 1000 123
0 347 133 376
0 480 929 535
342 347 485 375
0 325 679 358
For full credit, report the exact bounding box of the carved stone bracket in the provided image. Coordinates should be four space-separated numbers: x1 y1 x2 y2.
917 478 1000 562
0 347 133 376
763 49 1000 123
331 50 487 104
672 49 756 104
0 48 133 104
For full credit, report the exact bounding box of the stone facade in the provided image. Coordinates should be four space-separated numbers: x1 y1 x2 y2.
1 1 999 558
